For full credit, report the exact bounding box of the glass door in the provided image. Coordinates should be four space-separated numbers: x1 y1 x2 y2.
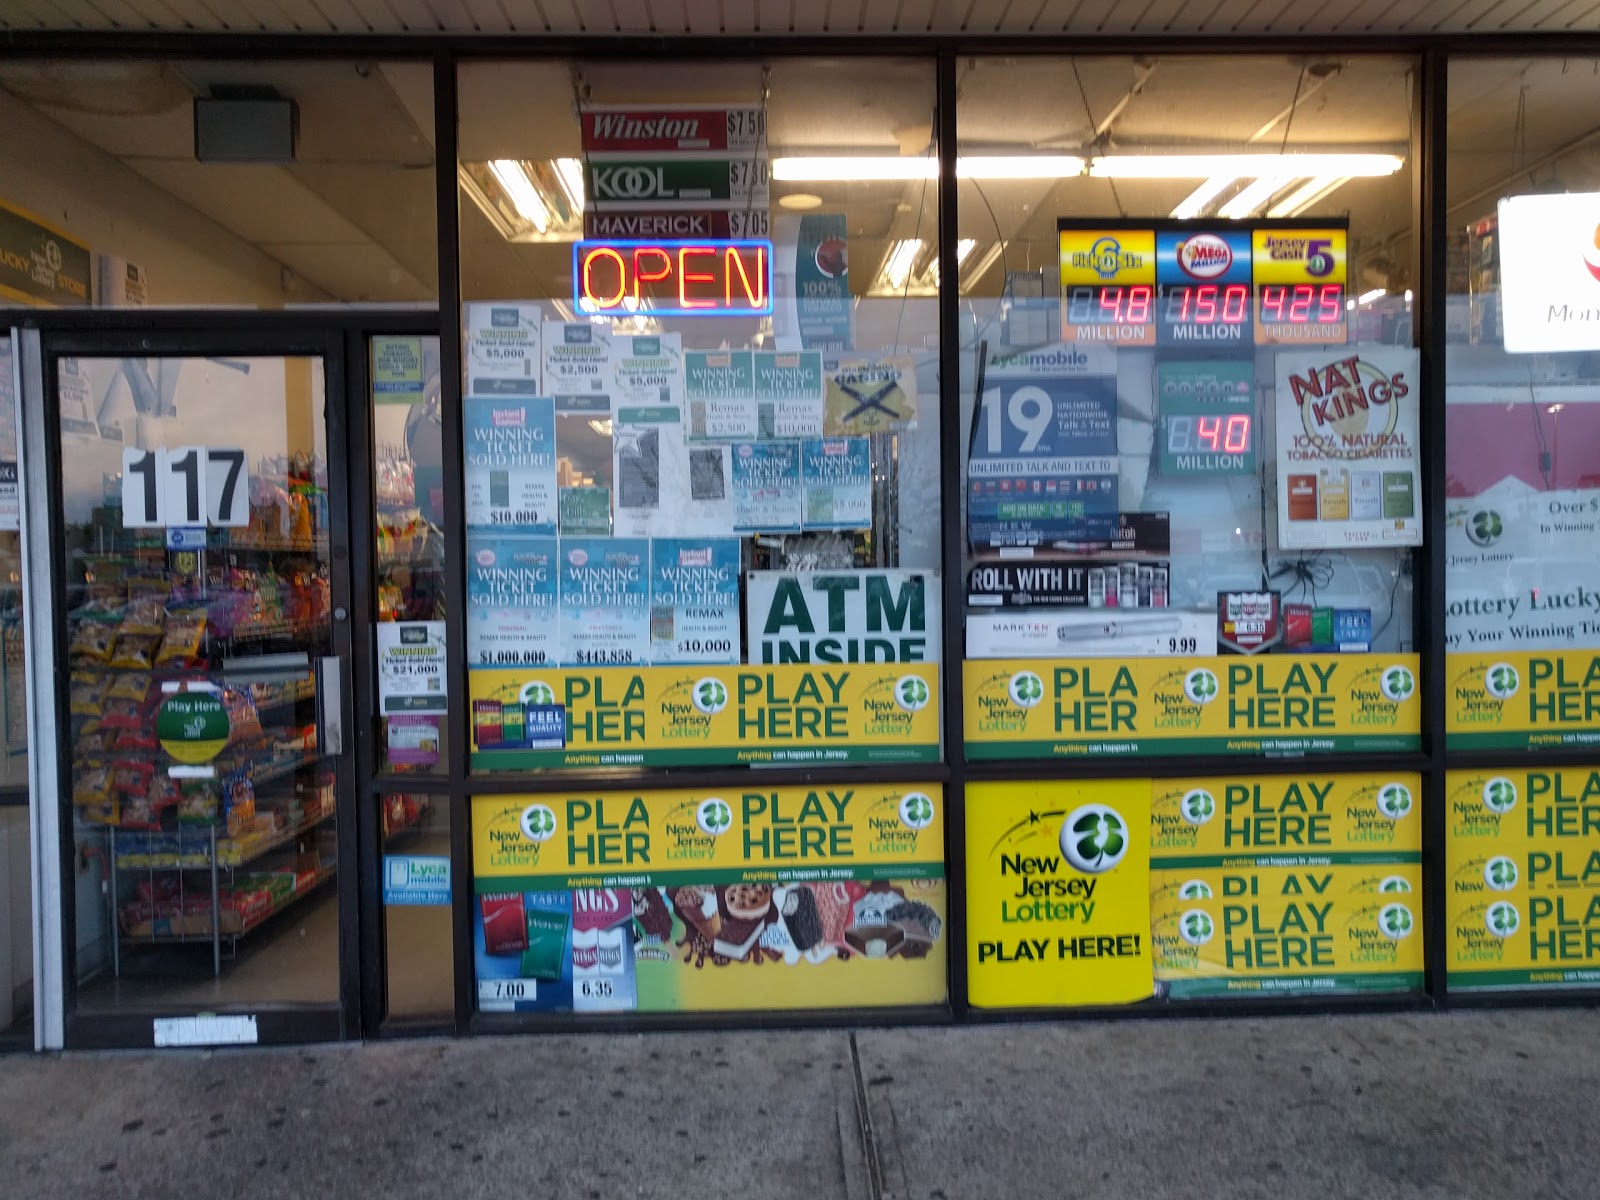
47 334 357 1044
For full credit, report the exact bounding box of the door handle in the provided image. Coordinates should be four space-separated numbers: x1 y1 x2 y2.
315 655 345 756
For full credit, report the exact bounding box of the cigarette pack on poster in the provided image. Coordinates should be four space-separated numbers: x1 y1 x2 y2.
1217 591 1283 654
966 609 1216 658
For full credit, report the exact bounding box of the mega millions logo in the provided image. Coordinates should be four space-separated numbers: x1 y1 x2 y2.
1582 220 1600 282
1059 803 1130 873
1176 233 1233 279
1285 355 1409 461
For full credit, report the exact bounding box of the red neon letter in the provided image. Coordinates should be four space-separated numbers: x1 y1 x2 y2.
583 247 627 310
725 245 767 309
678 246 715 309
633 246 672 302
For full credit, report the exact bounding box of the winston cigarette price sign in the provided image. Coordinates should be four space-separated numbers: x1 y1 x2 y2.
1447 650 1600 751
963 654 1421 758
470 663 939 769
966 779 1154 1008
1447 767 1600 991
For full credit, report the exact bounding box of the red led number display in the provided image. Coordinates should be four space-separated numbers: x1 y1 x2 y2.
1066 285 1154 324
1258 283 1344 324
1164 284 1251 324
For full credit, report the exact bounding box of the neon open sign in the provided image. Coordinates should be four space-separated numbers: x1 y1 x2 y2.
573 239 774 317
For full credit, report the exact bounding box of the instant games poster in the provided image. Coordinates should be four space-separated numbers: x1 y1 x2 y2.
649 537 741 666
755 350 825 438
464 394 557 534
559 537 651 668
687 350 757 440
543 321 612 399
467 534 559 668
731 440 803 533
1275 346 1421 549
465 302 540 383
800 437 871 530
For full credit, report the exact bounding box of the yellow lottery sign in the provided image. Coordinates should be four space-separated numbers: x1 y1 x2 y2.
472 784 945 893
963 654 1420 759
1150 773 1423 863
470 663 939 769
1446 766 1600 991
1150 862 1423 997
1057 227 1157 346
1251 227 1347 344
966 779 1153 1008
1447 650 1600 751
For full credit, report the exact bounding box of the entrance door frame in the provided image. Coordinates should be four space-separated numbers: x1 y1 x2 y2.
13 309 439 1050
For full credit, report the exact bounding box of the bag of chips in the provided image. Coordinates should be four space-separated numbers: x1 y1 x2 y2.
110 635 159 671
70 673 105 717
70 620 117 663
155 611 207 668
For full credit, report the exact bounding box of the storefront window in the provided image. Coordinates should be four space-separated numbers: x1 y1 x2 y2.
1444 59 1600 997
0 333 28 1042
458 60 941 775
458 59 948 1018
956 55 1423 762
0 61 436 308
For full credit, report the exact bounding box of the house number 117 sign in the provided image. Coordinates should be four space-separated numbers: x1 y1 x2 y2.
121 445 249 529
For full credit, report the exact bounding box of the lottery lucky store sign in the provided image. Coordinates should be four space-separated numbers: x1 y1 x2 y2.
1447 766 1600 991
964 653 1421 759
470 663 939 769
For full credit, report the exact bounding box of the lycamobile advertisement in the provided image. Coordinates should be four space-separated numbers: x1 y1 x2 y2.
465 302 540 382
962 654 1421 758
1274 347 1421 550
649 537 741 665
467 535 558 667
731 440 802 532
1149 773 1424 997
471 785 946 1014
468 663 940 769
559 537 651 668
800 437 871 530
755 350 824 437
1446 767 1600 991
464 394 557 533
686 350 756 440
542 321 611 398
1446 650 1600 750
745 569 942 664
965 779 1154 1007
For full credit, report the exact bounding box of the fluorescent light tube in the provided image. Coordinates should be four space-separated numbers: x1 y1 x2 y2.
1171 174 1236 219
772 155 1084 182
1092 153 1403 179
1267 175 1346 218
1218 175 1291 219
488 159 548 233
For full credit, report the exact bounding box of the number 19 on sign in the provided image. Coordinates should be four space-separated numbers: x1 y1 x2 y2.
121 446 249 529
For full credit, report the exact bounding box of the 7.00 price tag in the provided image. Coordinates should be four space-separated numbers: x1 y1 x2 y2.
121 445 248 530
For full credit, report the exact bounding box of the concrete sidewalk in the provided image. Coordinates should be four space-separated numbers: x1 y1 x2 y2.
2 1008 1597 1199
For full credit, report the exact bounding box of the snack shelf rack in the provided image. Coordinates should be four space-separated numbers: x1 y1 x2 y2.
108 797 337 977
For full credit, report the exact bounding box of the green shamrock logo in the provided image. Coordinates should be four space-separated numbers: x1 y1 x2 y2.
1378 783 1413 820
1484 856 1518 891
900 792 935 830
519 803 558 842
1183 668 1219 704
1485 664 1520 700
896 675 931 712
1180 789 1216 826
1180 910 1215 946
1482 777 1518 815
693 677 729 714
1380 666 1415 702
1178 880 1213 900
1486 901 1520 938
1379 876 1412 894
696 797 732 837
1009 671 1045 708
1060 804 1129 874
1467 509 1503 546
521 680 556 706
1379 903 1414 940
